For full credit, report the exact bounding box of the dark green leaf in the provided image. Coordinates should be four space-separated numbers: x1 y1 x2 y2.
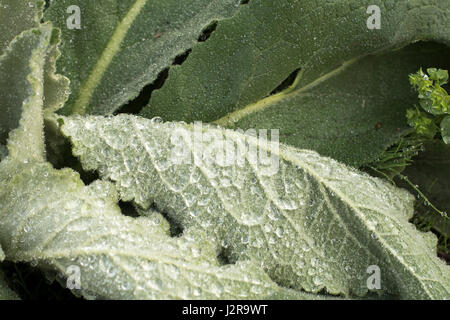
142 0 450 167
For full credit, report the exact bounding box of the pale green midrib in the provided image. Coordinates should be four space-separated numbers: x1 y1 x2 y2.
277 147 439 299
213 56 363 127
72 0 148 115
156 122 438 297
213 130 439 298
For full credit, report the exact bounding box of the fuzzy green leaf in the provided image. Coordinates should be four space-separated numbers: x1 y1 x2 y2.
45 0 243 115
0 0 70 159
142 0 450 167
0 19 325 300
43 28 71 114
62 115 450 299
0 25 54 161
0 0 45 54
0 160 286 300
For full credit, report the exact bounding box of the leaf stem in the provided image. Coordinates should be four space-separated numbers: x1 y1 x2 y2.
399 174 449 220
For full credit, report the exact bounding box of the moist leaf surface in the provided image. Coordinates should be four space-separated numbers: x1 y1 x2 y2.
0 25 295 300
45 0 242 115
62 114 450 299
142 0 450 166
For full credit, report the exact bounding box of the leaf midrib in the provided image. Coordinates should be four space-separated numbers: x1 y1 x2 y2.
213 56 363 126
278 147 439 299
72 0 148 115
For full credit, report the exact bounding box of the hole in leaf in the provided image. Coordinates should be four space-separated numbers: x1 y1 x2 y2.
119 201 140 218
173 49 192 65
217 247 233 266
148 204 184 238
270 68 301 95
198 21 218 42
44 121 99 185
116 49 192 115
115 68 169 115
164 215 184 238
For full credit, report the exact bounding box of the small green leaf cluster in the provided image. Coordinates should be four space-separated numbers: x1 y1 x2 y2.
408 68 450 143
370 69 450 223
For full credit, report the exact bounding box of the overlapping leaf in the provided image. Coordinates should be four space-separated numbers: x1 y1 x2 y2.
45 0 243 115
142 0 450 167
1 0 448 301
0 160 284 299
62 114 450 299
0 1 69 153
0 0 46 149
0 24 310 300
0 25 53 161
0 156 326 300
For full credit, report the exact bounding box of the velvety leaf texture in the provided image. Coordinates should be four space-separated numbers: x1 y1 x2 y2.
0 0 449 302
0 25 53 161
0 0 44 54
0 24 323 300
142 0 450 167
0 160 284 300
43 28 70 114
45 0 243 115
62 115 450 299
0 0 69 155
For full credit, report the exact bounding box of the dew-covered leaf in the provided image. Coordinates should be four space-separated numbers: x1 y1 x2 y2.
0 0 45 55
43 28 71 114
62 114 450 299
0 0 70 160
45 0 243 115
0 16 325 300
0 60 280 299
0 25 54 162
142 0 450 167
0 159 324 300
